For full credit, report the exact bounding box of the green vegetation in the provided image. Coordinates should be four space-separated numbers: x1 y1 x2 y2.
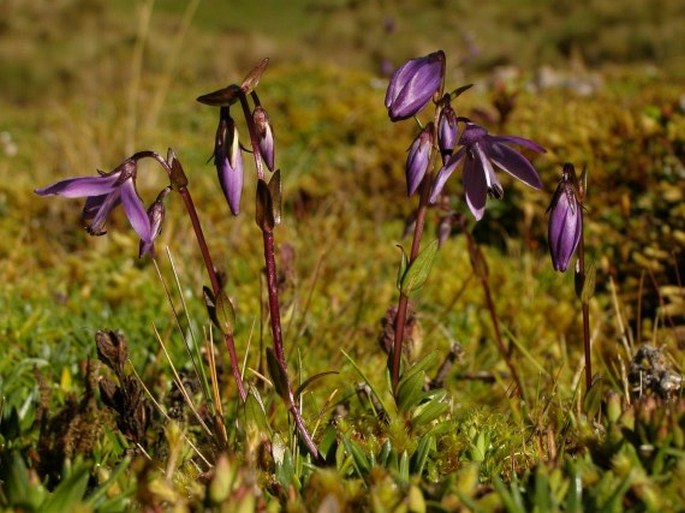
1 0 684 511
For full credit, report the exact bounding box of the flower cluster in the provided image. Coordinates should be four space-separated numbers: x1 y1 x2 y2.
197 69 276 218
385 50 546 220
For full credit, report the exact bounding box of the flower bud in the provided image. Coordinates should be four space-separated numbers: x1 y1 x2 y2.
437 102 458 163
139 187 170 258
215 107 244 215
405 123 434 196
385 51 445 122
252 106 275 171
547 163 582 272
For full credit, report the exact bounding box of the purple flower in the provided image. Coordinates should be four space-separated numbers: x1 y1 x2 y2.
437 102 458 163
252 106 275 171
385 51 445 122
547 163 582 272
215 107 244 215
35 158 152 248
430 121 545 220
405 123 434 196
139 186 171 258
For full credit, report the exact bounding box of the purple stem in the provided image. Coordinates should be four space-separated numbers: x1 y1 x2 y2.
239 91 322 463
136 150 247 402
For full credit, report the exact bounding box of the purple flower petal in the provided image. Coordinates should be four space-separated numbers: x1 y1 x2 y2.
429 147 464 203
490 135 546 154
87 190 121 236
474 143 504 198
487 141 543 189
463 152 488 220
120 178 151 242
35 174 120 198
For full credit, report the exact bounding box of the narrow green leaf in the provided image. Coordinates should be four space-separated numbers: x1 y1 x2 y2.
342 436 371 476
411 435 435 476
534 466 553 513
411 392 448 427
400 239 439 296
268 169 282 226
215 289 236 336
266 348 289 400
580 261 596 304
255 179 275 231
397 370 425 411
244 388 271 434
42 465 89 513
398 450 409 486
294 370 339 398
396 245 408 291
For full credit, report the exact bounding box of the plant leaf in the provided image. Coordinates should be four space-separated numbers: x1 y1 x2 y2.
266 348 289 400
255 179 275 231
400 239 439 296
396 245 408 291
268 169 282 226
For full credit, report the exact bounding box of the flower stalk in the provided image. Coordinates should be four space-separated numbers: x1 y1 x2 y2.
200 65 324 463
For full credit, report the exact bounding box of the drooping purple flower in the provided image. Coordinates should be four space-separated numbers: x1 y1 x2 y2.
35 158 152 248
139 186 171 258
405 123 434 196
547 163 582 272
252 105 275 171
215 107 244 215
385 50 445 122
437 102 458 163
430 121 545 220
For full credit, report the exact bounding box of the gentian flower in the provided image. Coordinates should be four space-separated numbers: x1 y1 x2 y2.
215 107 244 215
252 105 275 171
430 121 545 220
35 158 152 249
547 163 582 272
139 186 171 258
405 123 434 196
385 50 445 122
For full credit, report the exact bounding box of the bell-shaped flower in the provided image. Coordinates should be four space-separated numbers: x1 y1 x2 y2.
430 121 545 220
405 123 434 196
252 106 275 171
214 107 244 215
139 187 171 258
35 158 152 249
547 163 582 272
437 102 458 163
385 50 445 122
